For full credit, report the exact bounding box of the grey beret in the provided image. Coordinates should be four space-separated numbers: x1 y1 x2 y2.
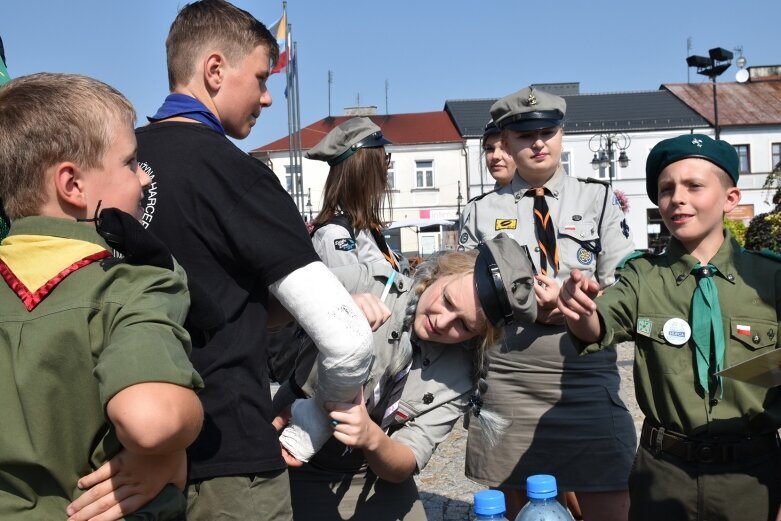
475 233 537 327
490 86 566 132
306 117 391 166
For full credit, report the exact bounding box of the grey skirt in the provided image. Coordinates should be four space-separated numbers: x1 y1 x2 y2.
465 323 636 491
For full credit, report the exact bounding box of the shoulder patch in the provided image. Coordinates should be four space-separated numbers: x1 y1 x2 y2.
333 238 357 252
617 250 652 269
466 188 499 204
581 177 610 186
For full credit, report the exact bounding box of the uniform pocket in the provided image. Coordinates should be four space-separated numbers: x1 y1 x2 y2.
637 315 693 375
558 221 600 273
727 317 778 367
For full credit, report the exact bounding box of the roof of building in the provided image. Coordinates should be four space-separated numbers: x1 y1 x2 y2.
663 79 781 127
445 89 709 138
252 111 462 154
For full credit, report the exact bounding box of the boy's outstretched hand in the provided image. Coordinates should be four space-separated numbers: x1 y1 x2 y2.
557 269 600 321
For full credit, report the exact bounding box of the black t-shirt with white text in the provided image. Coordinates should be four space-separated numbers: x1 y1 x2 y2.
136 121 319 480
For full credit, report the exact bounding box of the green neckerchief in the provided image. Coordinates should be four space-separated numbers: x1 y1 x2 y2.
691 262 725 397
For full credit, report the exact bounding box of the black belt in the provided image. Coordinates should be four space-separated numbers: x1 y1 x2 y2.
640 420 780 465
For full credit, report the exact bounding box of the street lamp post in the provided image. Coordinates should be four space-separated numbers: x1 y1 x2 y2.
456 180 464 217
305 188 313 221
588 133 631 186
686 47 733 140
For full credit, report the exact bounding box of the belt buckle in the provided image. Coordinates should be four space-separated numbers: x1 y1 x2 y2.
695 443 716 463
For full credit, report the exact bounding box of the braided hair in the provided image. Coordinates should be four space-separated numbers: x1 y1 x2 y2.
393 249 510 447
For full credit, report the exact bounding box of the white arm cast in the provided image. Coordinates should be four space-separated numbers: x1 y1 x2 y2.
270 261 373 461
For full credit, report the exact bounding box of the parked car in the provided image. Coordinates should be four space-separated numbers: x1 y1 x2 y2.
391 250 411 276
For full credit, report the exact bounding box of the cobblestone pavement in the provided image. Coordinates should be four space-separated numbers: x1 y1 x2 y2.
414 342 642 520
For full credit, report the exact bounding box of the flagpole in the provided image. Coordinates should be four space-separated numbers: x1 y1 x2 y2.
292 40 305 217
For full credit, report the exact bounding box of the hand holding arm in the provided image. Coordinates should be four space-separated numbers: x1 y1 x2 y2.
351 293 392 332
327 389 417 483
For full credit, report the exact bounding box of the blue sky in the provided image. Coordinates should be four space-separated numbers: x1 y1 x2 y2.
2 1 779 153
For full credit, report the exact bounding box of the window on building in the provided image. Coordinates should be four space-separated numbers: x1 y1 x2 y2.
415 160 434 188
561 151 571 176
772 143 781 170
734 145 750 173
284 165 294 193
387 161 396 190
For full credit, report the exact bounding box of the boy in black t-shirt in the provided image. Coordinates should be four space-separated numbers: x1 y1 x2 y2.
74 1 375 520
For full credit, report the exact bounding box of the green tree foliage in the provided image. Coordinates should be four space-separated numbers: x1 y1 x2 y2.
745 211 781 253
723 218 746 246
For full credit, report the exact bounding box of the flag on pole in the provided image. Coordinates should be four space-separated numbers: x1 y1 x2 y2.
268 10 288 75
0 35 10 86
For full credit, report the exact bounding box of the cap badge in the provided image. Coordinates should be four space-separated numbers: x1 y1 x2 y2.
523 93 538 106
692 137 703 148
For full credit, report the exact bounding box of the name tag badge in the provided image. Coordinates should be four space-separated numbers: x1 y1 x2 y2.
333 238 357 252
495 219 517 231
662 318 691 346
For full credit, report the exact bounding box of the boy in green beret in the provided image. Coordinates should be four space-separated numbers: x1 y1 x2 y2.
558 133 781 521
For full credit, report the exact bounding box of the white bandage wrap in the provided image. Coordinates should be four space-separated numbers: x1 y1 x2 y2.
271 261 373 461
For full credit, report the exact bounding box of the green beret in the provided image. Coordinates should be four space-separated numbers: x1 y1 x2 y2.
474 233 537 327
306 117 391 166
645 134 739 204
490 86 566 132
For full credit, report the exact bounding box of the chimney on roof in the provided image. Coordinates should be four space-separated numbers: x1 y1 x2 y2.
748 65 781 82
344 105 378 116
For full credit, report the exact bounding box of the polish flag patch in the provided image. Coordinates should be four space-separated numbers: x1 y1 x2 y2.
737 325 751 336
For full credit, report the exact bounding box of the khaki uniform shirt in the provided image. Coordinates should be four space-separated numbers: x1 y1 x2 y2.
460 166 634 287
584 233 781 438
312 224 387 268
0 217 203 520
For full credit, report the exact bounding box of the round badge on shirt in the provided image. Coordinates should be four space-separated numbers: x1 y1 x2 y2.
662 318 691 346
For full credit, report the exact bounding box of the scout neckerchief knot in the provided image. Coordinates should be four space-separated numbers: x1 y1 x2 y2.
691 262 725 397
526 187 558 276
149 93 226 135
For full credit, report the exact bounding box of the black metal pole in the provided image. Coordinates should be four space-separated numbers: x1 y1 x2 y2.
712 76 720 140
607 138 614 186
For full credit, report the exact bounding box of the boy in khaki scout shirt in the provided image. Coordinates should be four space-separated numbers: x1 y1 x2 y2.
0 73 204 521
559 133 781 521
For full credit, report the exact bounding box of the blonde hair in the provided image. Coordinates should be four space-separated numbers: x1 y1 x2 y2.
0 73 135 219
166 0 279 89
396 249 509 446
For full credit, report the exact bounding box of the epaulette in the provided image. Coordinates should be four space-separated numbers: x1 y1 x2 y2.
466 187 500 204
580 177 610 186
617 249 654 269
745 248 781 264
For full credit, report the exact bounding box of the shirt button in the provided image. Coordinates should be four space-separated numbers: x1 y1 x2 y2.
398 281 404 289
391 331 399 339
709 398 719 407
422 358 430 366
769 329 776 340
727 273 735 282
423 393 434 404
534 246 540 252
753 334 761 344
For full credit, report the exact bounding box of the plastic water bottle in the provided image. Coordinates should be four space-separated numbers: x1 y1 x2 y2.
473 489 510 520
515 475 574 521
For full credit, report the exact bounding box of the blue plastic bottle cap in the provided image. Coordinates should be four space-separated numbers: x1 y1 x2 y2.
474 489 506 515
526 474 558 499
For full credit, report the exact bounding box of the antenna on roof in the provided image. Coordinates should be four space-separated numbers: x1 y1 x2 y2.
734 46 748 83
686 37 693 83
385 79 389 115
328 70 333 117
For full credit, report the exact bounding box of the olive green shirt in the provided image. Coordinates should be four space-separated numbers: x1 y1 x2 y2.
583 233 781 437
0 217 203 520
